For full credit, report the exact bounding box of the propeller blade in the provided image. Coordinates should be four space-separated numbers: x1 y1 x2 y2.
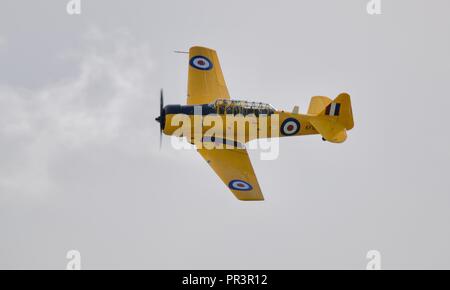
159 129 162 150
160 89 164 115
158 89 164 150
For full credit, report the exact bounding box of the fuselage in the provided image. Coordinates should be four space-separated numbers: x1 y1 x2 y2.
159 102 319 145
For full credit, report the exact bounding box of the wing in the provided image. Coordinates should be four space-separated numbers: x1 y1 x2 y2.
197 147 264 201
187 46 230 105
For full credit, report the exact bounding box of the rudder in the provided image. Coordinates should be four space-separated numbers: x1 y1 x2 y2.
323 93 354 130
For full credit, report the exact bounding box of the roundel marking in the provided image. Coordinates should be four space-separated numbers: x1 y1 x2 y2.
229 179 253 191
281 118 300 136
189 56 213 70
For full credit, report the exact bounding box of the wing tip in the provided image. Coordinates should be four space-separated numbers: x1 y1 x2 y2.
235 195 265 202
189 46 217 54
238 199 265 202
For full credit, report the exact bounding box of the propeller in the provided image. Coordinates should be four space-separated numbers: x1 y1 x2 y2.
155 89 164 149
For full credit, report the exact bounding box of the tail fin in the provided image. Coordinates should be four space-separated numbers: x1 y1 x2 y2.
308 93 354 143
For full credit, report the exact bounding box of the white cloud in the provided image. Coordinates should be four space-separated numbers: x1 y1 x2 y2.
0 29 159 198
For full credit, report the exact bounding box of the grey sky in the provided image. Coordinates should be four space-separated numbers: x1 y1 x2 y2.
0 0 449 269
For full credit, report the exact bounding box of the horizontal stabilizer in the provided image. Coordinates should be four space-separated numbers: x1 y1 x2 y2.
309 119 347 143
308 96 332 115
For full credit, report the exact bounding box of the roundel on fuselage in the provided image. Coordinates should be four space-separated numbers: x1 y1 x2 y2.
280 118 300 136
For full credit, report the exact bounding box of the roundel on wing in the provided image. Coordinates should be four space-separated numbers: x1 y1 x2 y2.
229 179 253 191
280 118 300 136
189 56 213 70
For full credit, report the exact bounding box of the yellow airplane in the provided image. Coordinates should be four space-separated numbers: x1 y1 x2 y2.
155 46 354 201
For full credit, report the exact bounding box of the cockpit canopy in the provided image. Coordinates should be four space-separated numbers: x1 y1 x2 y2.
212 99 277 116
